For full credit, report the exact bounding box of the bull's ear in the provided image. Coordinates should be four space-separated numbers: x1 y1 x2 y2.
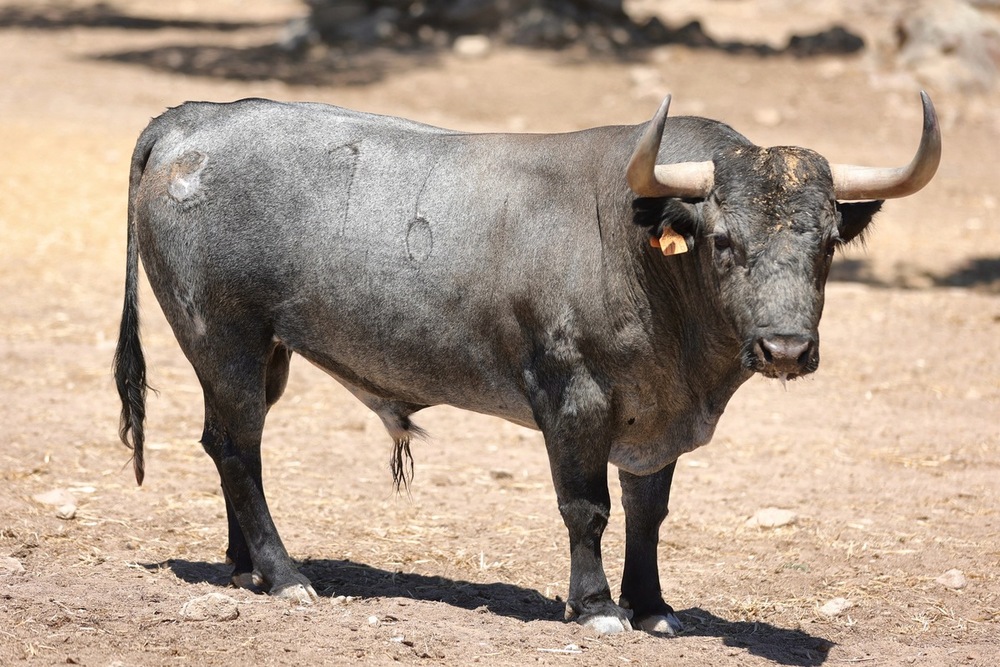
633 197 703 245
836 200 883 244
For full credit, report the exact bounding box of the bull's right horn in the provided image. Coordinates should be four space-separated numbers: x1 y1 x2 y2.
627 95 715 199
830 91 942 201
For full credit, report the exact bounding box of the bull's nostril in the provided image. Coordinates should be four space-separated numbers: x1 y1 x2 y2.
797 346 811 366
758 339 774 364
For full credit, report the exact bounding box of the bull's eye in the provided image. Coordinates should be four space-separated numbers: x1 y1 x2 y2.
713 234 732 252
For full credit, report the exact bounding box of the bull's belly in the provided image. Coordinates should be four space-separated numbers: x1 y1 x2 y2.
285 333 539 430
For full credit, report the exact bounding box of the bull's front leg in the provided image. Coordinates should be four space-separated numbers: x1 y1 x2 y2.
529 369 632 634
550 456 631 633
619 462 684 634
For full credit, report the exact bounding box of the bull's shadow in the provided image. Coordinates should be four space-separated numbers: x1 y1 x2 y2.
158 557 563 622
677 607 833 666
156 558 832 665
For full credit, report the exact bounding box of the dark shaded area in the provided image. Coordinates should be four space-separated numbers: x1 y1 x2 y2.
302 558 564 621
829 258 882 285
680 607 833 666
156 558 834 664
934 257 1000 291
831 257 1000 293
0 2 864 87
157 558 563 622
0 2 274 32
97 43 411 87
92 22 865 87
638 20 862 58
616 19 863 58
303 0 864 57
304 0 648 52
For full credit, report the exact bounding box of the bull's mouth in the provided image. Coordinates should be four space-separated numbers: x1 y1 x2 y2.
744 357 809 382
759 367 805 382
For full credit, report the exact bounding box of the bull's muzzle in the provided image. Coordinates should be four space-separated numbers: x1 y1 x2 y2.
751 334 818 379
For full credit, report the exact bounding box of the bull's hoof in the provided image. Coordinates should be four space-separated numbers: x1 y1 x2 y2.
635 611 683 635
618 596 682 636
232 568 318 605
272 582 319 605
231 571 257 590
569 600 634 635
581 614 633 634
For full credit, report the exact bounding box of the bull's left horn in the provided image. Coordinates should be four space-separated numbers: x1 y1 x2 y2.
830 91 942 201
627 95 715 199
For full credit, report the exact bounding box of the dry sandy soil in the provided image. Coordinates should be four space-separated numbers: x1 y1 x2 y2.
1 1 998 665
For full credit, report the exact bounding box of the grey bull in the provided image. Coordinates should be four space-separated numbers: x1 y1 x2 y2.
114 93 940 634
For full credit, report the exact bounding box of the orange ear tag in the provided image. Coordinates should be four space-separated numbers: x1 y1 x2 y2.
648 227 688 256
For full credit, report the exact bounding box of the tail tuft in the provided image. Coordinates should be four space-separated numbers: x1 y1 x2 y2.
390 436 414 494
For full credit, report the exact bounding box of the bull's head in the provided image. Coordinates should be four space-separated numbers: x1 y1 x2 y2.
629 94 941 380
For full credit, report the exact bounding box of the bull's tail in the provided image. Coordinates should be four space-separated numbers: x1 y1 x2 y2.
113 128 158 486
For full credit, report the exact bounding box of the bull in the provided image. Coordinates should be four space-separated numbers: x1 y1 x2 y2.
114 93 940 634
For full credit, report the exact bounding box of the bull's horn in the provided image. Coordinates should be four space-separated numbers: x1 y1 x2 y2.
627 95 715 199
830 91 941 201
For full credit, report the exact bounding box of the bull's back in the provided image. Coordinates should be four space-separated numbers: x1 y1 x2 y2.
131 99 602 421
134 99 457 299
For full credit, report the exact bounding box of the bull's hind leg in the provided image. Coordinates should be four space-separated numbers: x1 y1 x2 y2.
197 339 316 603
618 462 683 634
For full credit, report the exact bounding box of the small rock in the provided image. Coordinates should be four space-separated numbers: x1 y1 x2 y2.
819 597 852 617
32 489 76 507
453 35 491 59
55 504 77 520
368 614 381 626
936 568 968 590
179 592 240 621
745 508 797 528
0 556 26 576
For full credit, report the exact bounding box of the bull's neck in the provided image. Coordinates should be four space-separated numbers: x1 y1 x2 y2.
590 134 749 398
633 231 750 397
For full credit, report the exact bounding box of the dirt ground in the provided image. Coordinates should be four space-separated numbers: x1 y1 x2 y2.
1 1 998 665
